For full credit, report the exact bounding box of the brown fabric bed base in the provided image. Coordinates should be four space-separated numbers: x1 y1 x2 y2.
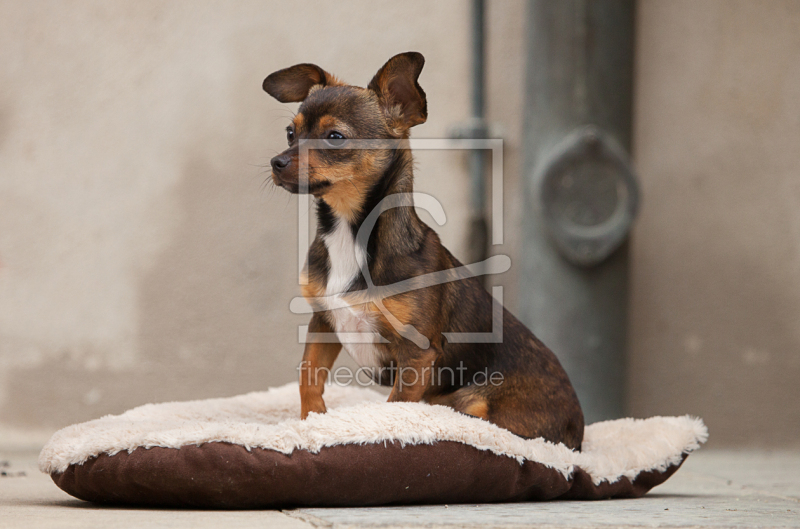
52 440 685 509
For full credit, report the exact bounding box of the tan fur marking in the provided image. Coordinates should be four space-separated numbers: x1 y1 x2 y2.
463 399 489 420
301 280 324 301
304 151 339 190
318 115 338 131
381 295 417 330
316 149 393 220
322 178 367 222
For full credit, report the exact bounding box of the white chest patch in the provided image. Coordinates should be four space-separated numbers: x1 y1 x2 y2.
323 219 365 297
322 219 384 369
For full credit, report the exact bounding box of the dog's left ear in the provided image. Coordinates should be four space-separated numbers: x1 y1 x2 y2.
368 52 427 128
263 63 343 103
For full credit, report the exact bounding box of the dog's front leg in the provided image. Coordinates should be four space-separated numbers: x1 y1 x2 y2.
299 314 341 419
387 346 440 403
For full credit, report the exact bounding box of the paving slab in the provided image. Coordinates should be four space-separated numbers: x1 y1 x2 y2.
293 451 800 528
0 451 311 529
1 449 798 528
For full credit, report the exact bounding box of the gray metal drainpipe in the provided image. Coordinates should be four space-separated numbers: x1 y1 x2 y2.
467 0 488 268
452 0 490 269
518 0 639 424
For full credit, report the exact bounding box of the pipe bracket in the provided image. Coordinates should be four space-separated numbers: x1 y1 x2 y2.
537 125 639 267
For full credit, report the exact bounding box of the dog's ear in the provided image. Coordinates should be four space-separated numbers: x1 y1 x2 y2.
368 52 427 128
262 64 343 103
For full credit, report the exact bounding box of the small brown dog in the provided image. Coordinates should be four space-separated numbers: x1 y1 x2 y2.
263 52 584 449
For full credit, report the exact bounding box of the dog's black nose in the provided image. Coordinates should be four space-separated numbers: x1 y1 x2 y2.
271 154 291 172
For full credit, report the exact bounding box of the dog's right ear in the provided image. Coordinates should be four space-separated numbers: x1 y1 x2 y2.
262 64 342 103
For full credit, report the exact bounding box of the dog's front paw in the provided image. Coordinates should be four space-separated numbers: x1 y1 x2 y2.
300 397 327 419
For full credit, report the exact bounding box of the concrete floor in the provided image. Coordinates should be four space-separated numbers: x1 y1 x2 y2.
1 450 798 528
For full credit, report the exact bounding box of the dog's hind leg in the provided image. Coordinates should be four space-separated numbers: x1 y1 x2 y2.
427 382 583 450
426 385 490 421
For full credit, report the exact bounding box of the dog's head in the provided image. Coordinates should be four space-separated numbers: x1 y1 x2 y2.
262 52 426 221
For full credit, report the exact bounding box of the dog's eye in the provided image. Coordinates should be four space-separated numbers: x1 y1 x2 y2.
286 129 295 144
325 131 346 147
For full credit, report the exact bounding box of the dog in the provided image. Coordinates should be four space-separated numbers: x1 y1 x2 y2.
263 52 584 449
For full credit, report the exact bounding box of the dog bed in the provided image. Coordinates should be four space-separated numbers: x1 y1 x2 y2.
39 383 707 508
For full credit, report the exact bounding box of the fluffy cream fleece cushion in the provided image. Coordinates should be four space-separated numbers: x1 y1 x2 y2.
39 382 707 486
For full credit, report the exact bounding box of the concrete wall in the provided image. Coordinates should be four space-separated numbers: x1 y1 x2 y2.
0 0 479 445
628 0 800 447
1 0 798 448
